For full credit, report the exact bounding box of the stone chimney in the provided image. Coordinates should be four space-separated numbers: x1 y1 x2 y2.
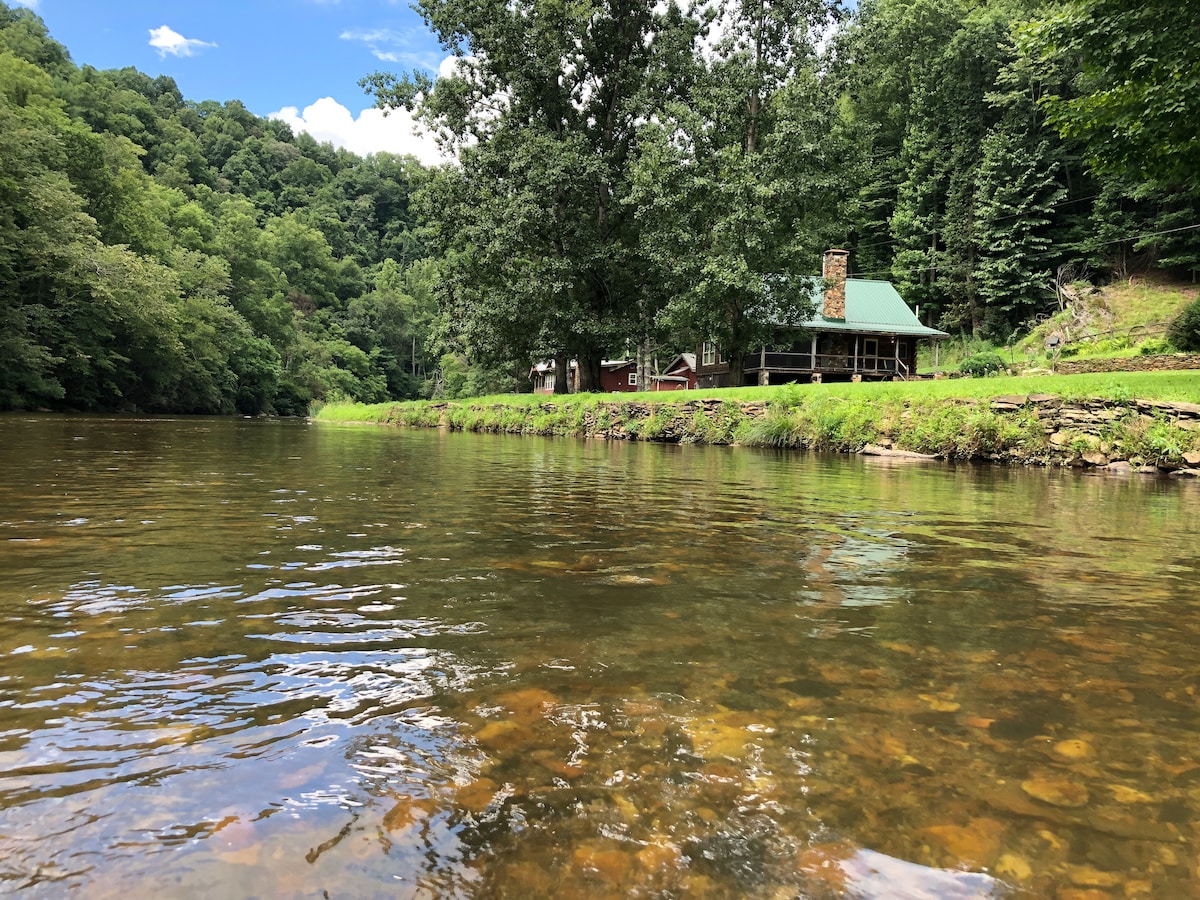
823 249 848 319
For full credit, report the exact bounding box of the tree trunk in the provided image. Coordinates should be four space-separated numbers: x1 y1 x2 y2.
637 339 653 391
726 349 746 388
576 350 603 392
553 351 570 394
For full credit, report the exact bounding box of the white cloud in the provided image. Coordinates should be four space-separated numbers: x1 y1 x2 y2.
268 97 451 166
339 27 443 71
148 25 217 58
12 0 40 9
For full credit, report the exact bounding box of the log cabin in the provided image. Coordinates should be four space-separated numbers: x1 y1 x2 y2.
696 250 949 387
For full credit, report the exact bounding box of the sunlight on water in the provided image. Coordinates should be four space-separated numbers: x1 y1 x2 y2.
1 414 1199 896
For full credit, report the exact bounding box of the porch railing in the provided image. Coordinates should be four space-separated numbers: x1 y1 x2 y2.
750 352 906 375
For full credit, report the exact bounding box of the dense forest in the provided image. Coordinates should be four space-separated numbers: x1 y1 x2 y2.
0 2 442 414
2 0 1197 410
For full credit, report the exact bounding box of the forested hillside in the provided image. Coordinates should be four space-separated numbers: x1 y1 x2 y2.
3 0 1197 411
1 3 440 414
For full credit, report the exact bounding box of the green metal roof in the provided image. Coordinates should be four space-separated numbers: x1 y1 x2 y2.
802 278 949 338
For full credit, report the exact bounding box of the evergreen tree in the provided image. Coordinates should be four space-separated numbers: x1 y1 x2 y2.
974 127 1065 337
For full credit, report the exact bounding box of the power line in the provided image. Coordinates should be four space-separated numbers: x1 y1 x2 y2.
850 192 1102 255
1094 222 1200 246
848 222 1200 280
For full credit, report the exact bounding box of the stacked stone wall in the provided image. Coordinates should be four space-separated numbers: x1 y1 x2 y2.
1055 354 1200 375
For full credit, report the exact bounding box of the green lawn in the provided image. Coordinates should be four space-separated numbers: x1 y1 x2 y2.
315 369 1200 424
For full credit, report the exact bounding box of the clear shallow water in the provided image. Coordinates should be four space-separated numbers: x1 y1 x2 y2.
1 415 1199 898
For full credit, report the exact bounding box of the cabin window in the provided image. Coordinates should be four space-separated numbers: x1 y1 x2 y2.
702 342 717 367
897 341 909 359
864 338 878 359
628 372 637 386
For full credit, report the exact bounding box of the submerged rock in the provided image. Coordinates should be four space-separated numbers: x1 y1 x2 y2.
1021 776 1090 808
779 677 841 699
988 717 1046 741
995 853 1032 881
1052 739 1096 762
920 817 1006 868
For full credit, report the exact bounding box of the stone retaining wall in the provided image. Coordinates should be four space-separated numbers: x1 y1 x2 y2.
978 394 1200 474
405 396 1200 475
1056 354 1200 375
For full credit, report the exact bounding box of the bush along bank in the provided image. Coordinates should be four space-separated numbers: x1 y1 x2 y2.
362 393 1200 475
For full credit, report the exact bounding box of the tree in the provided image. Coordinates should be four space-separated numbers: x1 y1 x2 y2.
363 0 699 391
1168 298 1200 352
1020 0 1200 193
0 3 442 412
973 128 1065 336
631 0 844 386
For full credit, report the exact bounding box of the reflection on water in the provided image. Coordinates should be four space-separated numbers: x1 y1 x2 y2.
1 414 1199 897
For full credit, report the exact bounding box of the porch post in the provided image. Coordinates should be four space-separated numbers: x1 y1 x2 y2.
810 334 818 370
853 336 859 373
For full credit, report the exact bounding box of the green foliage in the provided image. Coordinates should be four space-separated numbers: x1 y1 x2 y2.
1167 298 1200 352
365 0 705 391
1100 380 1132 402
0 5 433 414
640 405 676 441
959 352 1006 377
1117 416 1199 465
1019 0 1200 191
973 131 1065 334
632 2 844 383
1138 337 1173 356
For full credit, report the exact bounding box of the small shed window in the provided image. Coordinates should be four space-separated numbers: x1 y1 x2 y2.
628 372 638 386
702 342 717 366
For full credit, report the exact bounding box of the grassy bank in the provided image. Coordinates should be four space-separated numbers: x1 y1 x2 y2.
313 370 1200 469
917 274 1199 372
317 370 1200 419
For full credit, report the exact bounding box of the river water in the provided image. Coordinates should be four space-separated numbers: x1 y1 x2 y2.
1 415 1199 898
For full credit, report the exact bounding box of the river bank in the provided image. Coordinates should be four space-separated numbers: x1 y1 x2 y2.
314 372 1200 474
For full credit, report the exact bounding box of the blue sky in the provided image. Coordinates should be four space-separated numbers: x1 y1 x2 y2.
14 0 450 161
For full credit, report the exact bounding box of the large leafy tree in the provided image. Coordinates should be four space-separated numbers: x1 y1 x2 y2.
633 0 848 386
363 0 699 392
1020 0 1200 193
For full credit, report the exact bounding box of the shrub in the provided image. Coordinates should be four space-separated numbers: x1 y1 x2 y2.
1167 298 1200 352
770 382 805 413
641 406 675 440
959 352 1006 377
902 402 964 455
1119 417 1193 464
1139 337 1173 356
741 411 803 448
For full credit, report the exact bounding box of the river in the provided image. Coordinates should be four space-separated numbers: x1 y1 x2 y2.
1 415 1198 897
